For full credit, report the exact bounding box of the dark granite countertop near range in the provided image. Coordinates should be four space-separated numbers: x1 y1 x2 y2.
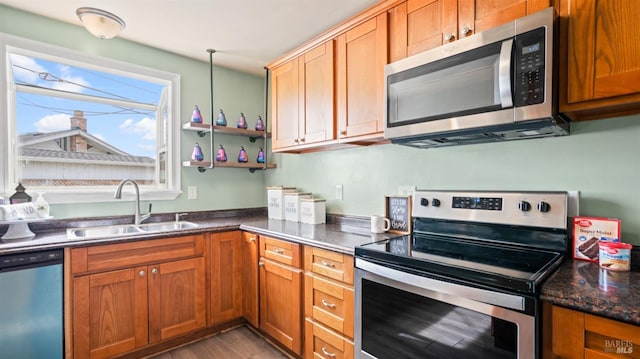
541 259 640 326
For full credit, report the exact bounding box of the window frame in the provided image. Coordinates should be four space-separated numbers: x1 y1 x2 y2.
0 32 182 204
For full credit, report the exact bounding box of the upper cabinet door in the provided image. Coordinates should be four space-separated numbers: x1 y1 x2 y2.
271 59 300 150
336 13 388 140
299 41 335 145
564 0 640 105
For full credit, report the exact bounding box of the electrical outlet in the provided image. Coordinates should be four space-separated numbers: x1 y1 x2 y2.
187 186 197 200
335 185 343 200
398 185 416 196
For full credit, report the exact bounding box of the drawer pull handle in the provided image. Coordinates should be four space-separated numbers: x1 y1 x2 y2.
274 248 285 254
321 347 336 357
321 261 335 268
321 299 336 309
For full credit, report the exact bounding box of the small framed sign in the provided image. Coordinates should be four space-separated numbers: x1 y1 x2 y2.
384 195 412 235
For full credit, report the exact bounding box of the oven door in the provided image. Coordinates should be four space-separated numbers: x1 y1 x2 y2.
355 259 536 359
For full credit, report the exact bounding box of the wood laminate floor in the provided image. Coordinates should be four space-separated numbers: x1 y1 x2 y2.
148 326 290 359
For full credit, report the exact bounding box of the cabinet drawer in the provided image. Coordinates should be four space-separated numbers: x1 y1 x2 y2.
304 246 354 284
584 313 640 357
71 234 205 274
305 273 354 338
305 318 354 359
260 235 301 267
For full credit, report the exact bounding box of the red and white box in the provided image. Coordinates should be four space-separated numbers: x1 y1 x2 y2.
572 216 621 262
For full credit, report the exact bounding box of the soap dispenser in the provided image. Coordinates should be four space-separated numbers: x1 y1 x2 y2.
34 192 50 218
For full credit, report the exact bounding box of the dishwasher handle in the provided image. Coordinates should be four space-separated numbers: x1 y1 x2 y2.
0 249 63 271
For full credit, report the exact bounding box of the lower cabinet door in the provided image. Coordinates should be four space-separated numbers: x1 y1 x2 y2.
73 267 149 359
305 318 354 359
148 257 206 343
259 258 303 355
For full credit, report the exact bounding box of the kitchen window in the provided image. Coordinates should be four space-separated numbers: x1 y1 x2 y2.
0 33 181 203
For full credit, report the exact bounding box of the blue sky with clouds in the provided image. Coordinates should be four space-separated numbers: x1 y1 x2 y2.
10 53 164 157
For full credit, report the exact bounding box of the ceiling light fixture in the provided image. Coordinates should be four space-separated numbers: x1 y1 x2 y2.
76 7 126 39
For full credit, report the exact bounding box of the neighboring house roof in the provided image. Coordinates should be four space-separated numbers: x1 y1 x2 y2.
20 147 154 165
19 129 130 156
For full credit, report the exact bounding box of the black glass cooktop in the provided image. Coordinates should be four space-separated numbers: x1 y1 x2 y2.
356 234 564 294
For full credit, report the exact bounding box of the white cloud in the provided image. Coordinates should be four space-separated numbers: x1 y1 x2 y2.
119 117 156 141
34 114 71 132
10 54 45 84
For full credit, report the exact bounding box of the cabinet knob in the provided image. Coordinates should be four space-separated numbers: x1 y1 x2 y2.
340 130 347 136
461 26 472 35
321 347 337 358
444 32 455 42
258 262 264 267
139 270 146 277
249 235 256 242
299 137 305 142
294 138 299 143
151 268 159 275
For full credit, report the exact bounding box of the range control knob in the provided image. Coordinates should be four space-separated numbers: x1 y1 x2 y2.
420 198 429 207
518 200 532 212
537 201 551 213
431 198 441 207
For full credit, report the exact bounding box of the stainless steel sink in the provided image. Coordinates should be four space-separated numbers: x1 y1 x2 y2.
66 221 199 240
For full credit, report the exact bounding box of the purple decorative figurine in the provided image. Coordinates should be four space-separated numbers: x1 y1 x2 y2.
237 112 248 129
237 146 248 163
216 145 227 162
191 105 203 124
191 142 204 162
216 109 227 126
257 147 265 164
255 115 265 131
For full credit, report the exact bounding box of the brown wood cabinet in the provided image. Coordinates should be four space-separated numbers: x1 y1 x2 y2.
559 0 640 120
272 41 335 152
544 302 640 358
259 236 303 355
304 246 355 359
208 231 243 326
68 235 206 359
242 231 260 328
389 0 550 62
336 13 388 142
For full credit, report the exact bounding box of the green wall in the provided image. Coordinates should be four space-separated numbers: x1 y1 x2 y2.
0 5 267 218
267 115 640 244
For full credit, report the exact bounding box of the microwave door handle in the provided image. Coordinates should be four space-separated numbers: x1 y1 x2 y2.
498 39 514 108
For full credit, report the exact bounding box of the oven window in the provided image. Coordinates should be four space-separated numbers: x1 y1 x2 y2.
361 279 517 359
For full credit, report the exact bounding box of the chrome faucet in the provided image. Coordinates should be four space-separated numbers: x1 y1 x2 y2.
114 179 151 225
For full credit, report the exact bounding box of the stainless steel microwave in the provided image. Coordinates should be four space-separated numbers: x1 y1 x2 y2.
384 7 568 148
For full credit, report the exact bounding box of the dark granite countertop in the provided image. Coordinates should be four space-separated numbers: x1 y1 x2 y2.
0 210 385 256
541 259 640 325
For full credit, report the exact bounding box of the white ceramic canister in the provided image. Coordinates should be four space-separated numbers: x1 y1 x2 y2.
267 186 296 220
284 192 311 222
299 197 326 224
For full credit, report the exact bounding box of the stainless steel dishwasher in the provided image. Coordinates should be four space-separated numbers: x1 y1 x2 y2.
0 249 63 359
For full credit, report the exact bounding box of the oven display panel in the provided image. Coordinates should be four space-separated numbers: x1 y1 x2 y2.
452 196 503 210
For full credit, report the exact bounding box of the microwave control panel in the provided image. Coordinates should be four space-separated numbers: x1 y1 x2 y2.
514 27 546 107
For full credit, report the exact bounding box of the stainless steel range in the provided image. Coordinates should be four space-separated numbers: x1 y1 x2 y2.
355 190 575 359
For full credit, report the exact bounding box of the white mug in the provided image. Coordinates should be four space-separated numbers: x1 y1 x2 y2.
371 215 391 233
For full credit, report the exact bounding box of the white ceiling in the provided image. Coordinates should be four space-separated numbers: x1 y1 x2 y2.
0 0 380 75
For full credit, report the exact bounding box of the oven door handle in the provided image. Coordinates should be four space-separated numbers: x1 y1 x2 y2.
355 258 525 311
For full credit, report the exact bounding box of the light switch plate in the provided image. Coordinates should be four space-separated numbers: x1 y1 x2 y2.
187 186 197 200
335 185 343 200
